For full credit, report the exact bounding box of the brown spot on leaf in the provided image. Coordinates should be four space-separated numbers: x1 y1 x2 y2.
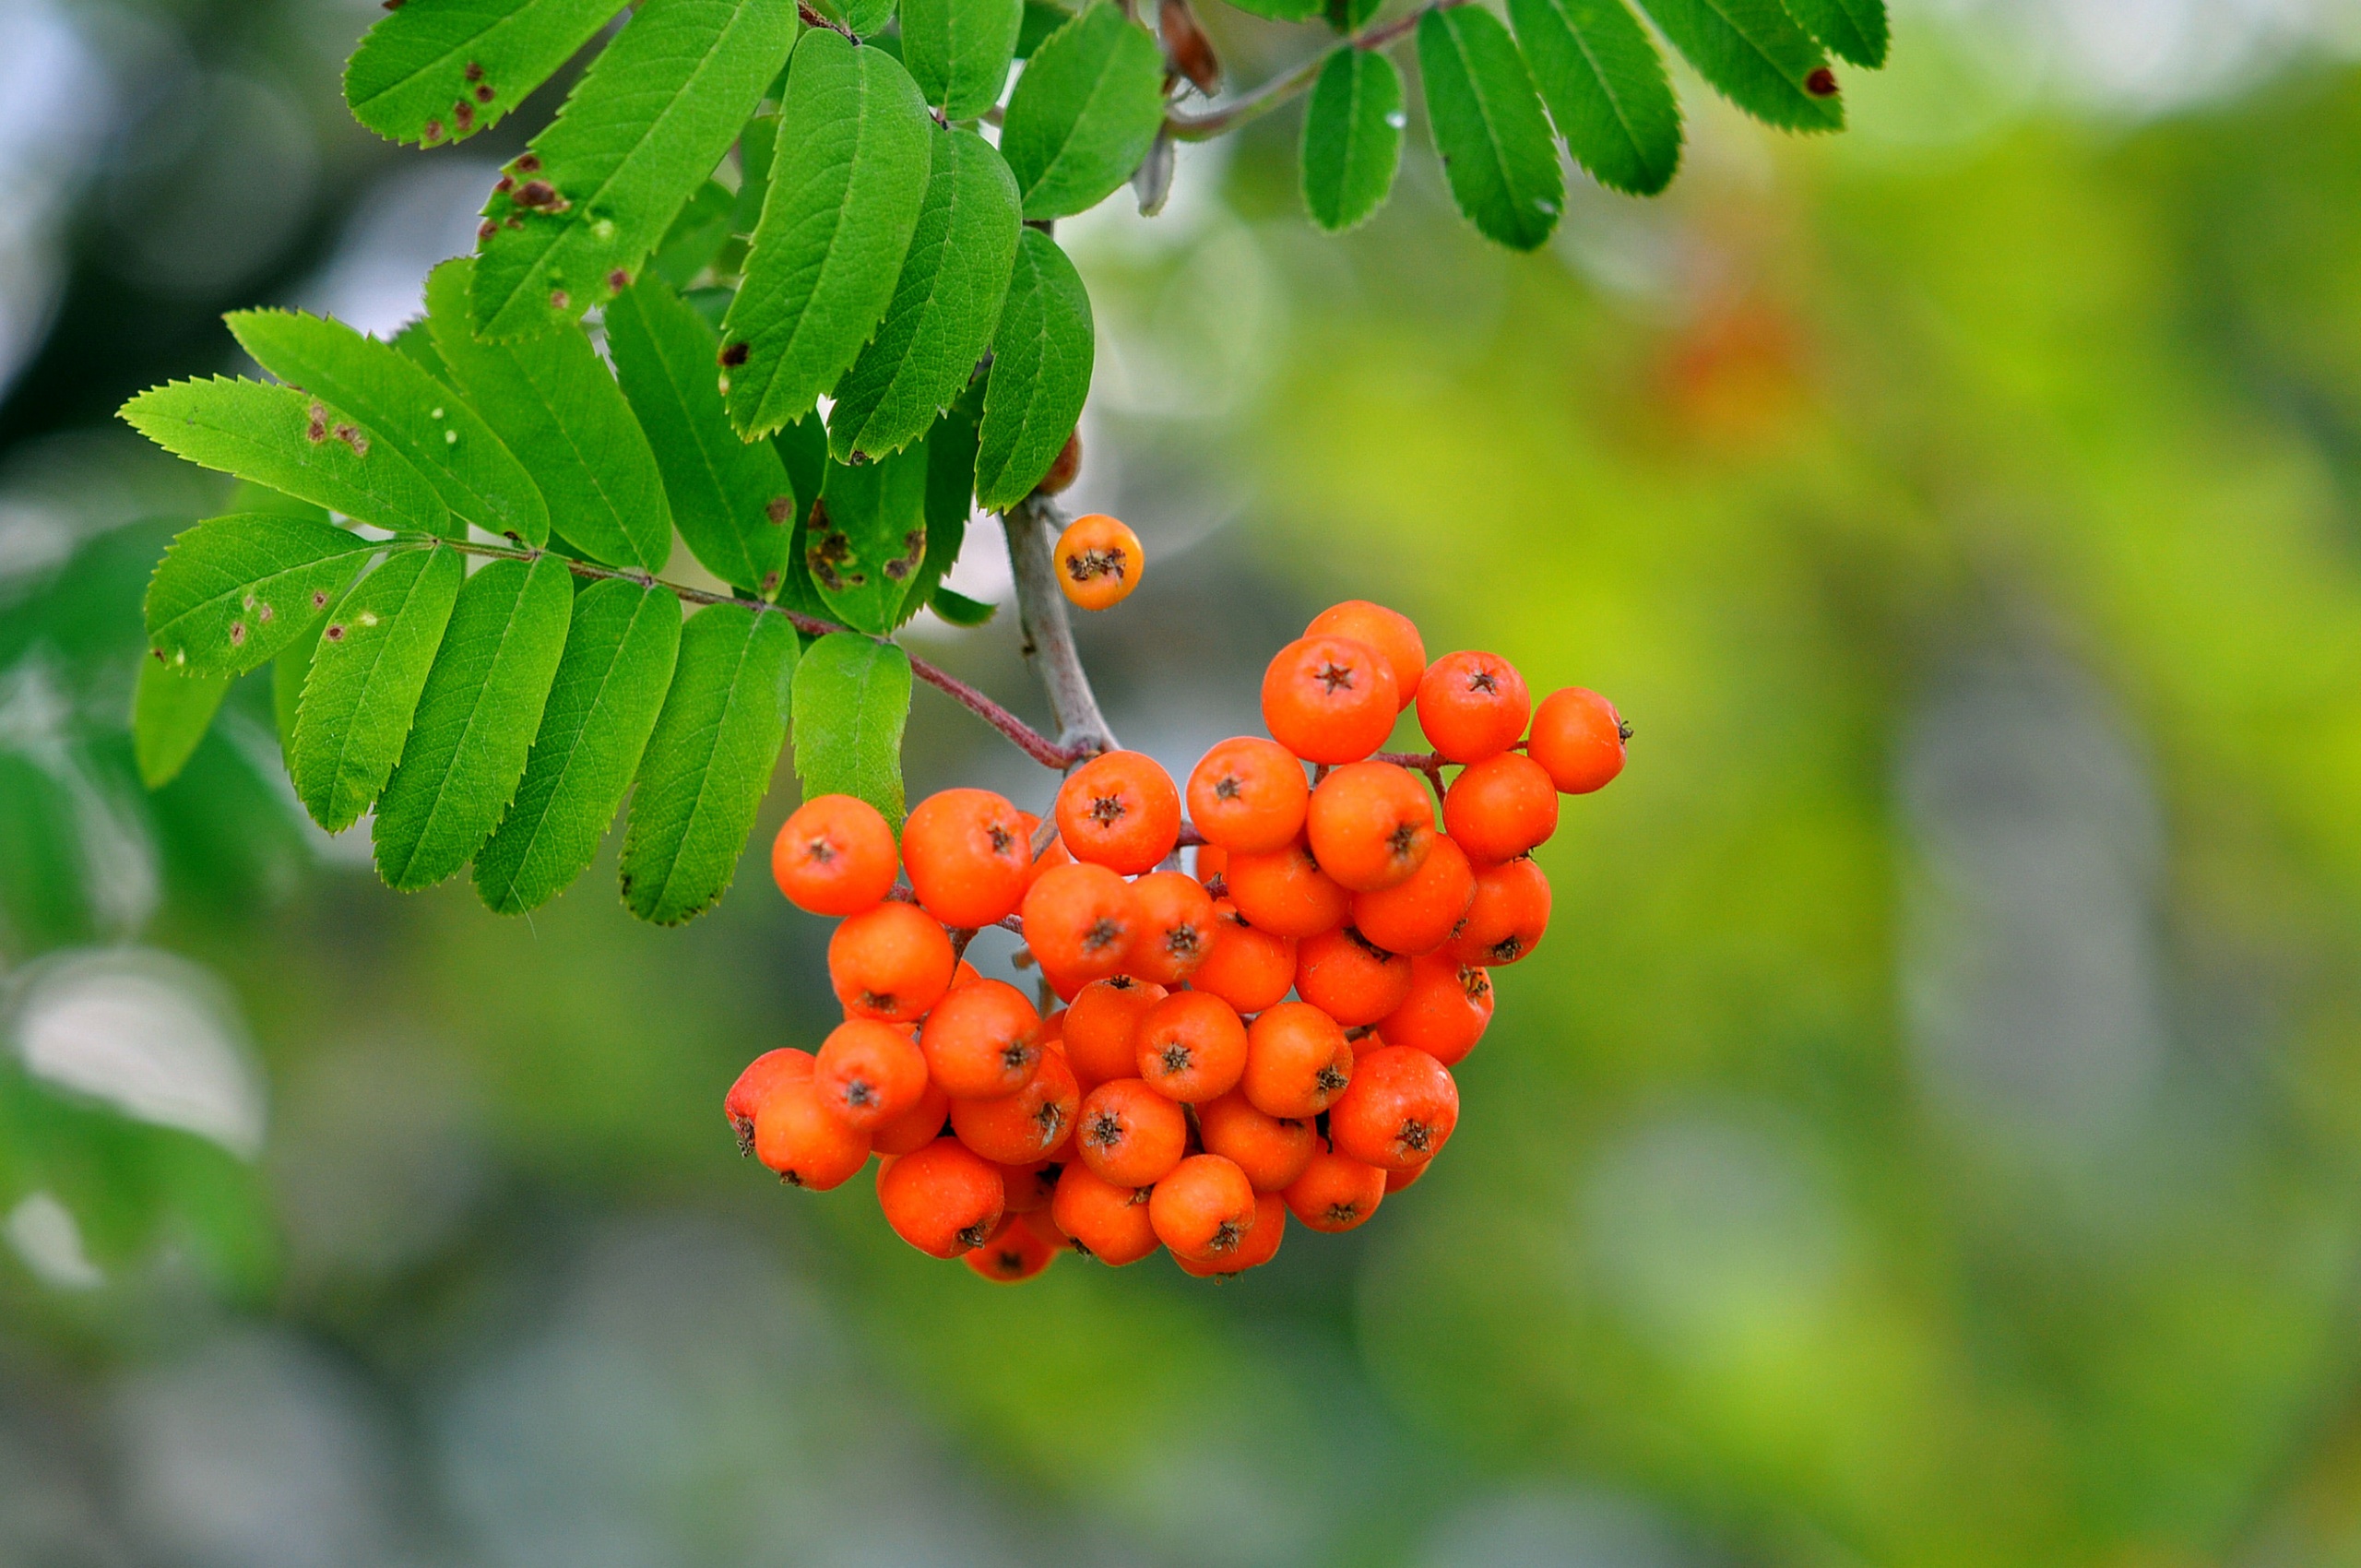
452 100 474 131
229 622 246 646
882 529 924 581
1806 65 1838 96
423 118 443 142
606 268 629 291
764 495 794 525
493 174 515 195
311 590 328 609
256 601 274 624
325 624 346 642
550 290 569 311
477 219 497 242
332 422 368 456
305 402 328 443
719 341 750 368
475 84 494 102
513 180 567 211
465 61 484 82
514 153 540 173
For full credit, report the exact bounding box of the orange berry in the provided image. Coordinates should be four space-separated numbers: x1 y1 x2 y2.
1196 1091 1316 1192
1128 870 1217 985
1062 976 1169 1087
901 787 1033 928
829 901 956 1022
1283 1138 1387 1231
753 1078 872 1190
1528 686 1627 794
1350 833 1474 956
1054 513 1143 611
1017 811 1074 890
1444 855 1549 967
1375 955 1493 1066
1017 1205 1074 1252
877 1137 1004 1257
1135 991 1249 1103
1305 760 1434 892
1191 901 1298 1014
1038 1006 1067 1051
1240 1002 1354 1119
1148 1153 1257 1261
1074 1076 1189 1187
1385 1158 1430 1193
872 1076 951 1156
965 1214 1059 1281
1177 1192 1286 1277
1186 737 1310 854
1227 837 1349 939
1050 1160 1159 1265
1193 843 1228 895
1020 861 1141 980
994 1158 1062 1214
1443 753 1559 863
1328 1044 1458 1170
772 794 898 915
1055 750 1181 874
725 1047 813 1154
1294 926 1414 1027
813 1018 930 1131
919 980 1042 1099
949 1047 1079 1163
1305 601 1425 713
954 958 983 988
1261 635 1399 764
1417 651 1531 764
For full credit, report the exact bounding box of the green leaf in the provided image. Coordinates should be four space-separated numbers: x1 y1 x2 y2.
1417 6 1564 251
1509 0 1680 196
119 378 452 539
274 616 322 758
1016 0 1074 55
343 0 625 148
226 481 331 523
720 31 934 439
829 127 1022 462
812 441 931 633
791 631 909 825
1222 0 1323 22
473 580 683 914
648 177 739 285
606 278 799 595
903 379 983 624
903 0 1023 117
471 0 802 337
1324 0 1380 33
974 228 1093 508
619 603 797 925
425 259 673 571
143 513 379 676
931 586 995 624
1299 47 1404 232
372 554 574 891
844 0 898 35
999 4 1166 220
290 545 468 833
390 319 453 384
132 660 233 790
1781 0 1885 68
1633 0 1843 130
228 309 552 546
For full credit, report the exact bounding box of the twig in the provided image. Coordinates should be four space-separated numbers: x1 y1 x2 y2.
1164 0 1468 142
1002 494 1120 765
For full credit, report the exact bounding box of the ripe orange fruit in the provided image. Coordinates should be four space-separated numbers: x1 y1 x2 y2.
878 1137 1005 1257
1328 1044 1458 1170
949 1048 1079 1163
828 901 956 1022
1186 737 1310 854
965 1214 1058 1281
772 794 898 915
1196 1091 1316 1193
1055 750 1181 874
1128 870 1216 985
1350 833 1474 956
1527 686 1627 793
813 1018 930 1130
1134 991 1249 1103
1054 514 1143 611
1385 1158 1430 1193
1148 1153 1257 1261
919 980 1042 1099
1190 900 1298 1014
1444 855 1550 967
1226 837 1349 939
901 787 1033 928
1442 753 1559 864
1176 1191 1286 1277
1074 1076 1189 1187
1261 635 1399 764
871 1076 952 1156
1050 1160 1160 1265
1240 1001 1354 1119
1293 926 1414 1027
1019 861 1140 980
1305 601 1425 712
1305 760 1434 892
1282 1138 1387 1232
753 1077 872 1190
725 1047 813 1154
993 1158 1062 1214
1417 651 1531 764
1374 954 1493 1066
1062 976 1169 1087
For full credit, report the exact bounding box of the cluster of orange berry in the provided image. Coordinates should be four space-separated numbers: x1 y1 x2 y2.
725 599 1626 1282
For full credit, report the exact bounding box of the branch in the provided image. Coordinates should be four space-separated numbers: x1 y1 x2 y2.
1164 0 1467 142
1002 494 1120 764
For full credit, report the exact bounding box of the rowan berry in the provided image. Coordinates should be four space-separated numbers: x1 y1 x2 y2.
1148 1153 1257 1261
1444 855 1550 967
1443 753 1559 864
1135 991 1249 1103
1017 1205 1075 1253
1020 861 1140 980
965 1214 1058 1282
1385 1159 1430 1193
1129 870 1216 986
1374 954 1493 1066
1062 976 1169 1087
902 787 1033 928
1195 1091 1316 1192
872 1076 952 1156
949 1047 1079 1164
1177 1192 1286 1277
1050 1160 1159 1265
1240 1002 1354 1119
1294 926 1414 1027
829 901 956 1022
753 1078 872 1190
1417 651 1531 764
725 1048 813 1155
1227 837 1349 939
994 1158 1061 1213
1282 1139 1387 1232
1054 514 1143 611
1350 833 1474 956
1024 826 1074 890
1190 900 1298 1014
1193 843 1228 896
1055 750 1181 875
772 794 898 915
954 958 984 989
1261 635 1399 764
1074 1076 1189 1187
1305 601 1425 713
877 1136 1004 1257
919 980 1042 1099
1528 686 1628 794
813 1018 930 1130
1187 737 1310 854
1305 761 1434 892
1328 1044 1458 1170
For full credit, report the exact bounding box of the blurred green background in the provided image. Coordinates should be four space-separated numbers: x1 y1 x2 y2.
10 0 2361 1562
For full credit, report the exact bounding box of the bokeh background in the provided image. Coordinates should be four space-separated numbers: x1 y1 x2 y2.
8 0 2361 1562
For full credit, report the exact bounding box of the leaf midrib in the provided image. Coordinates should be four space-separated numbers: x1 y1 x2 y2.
1546 0 1650 172
313 545 441 822
641 616 765 914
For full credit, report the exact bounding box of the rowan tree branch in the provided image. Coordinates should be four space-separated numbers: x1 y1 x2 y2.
1002 493 1120 765
1163 0 1468 142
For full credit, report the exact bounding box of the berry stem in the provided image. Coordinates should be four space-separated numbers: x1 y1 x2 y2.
1164 0 1471 143
1003 493 1120 766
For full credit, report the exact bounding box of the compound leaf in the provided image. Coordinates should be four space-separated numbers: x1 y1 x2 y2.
290 544 467 834
132 661 233 790
144 513 379 676
1509 0 1680 196
1781 0 1886 69
1299 46 1404 232
344 0 624 148
902 0 1023 118
1418 6 1563 251
1633 0 1843 131
973 228 1092 508
999 4 1166 220
812 440 931 633
791 630 909 826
